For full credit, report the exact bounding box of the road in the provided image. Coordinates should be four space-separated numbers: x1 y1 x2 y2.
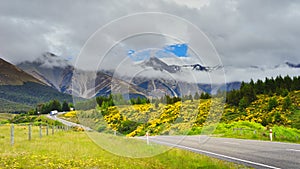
45 114 299 168
46 113 92 131
141 135 300 169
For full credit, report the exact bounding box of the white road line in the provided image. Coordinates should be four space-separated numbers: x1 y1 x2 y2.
150 139 281 169
223 142 240 145
286 149 300 152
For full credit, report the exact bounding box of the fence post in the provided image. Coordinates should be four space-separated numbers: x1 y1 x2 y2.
28 124 32 141
10 124 14 146
46 125 49 136
39 125 42 138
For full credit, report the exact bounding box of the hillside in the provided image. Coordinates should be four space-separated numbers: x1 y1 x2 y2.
0 98 32 113
0 82 72 112
0 58 73 112
0 58 46 85
71 89 300 138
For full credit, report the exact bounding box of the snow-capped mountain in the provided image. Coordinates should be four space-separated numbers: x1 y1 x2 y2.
18 53 147 98
18 52 73 93
140 56 181 73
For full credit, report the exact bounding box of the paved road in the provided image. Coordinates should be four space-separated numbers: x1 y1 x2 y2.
141 136 300 169
46 114 92 131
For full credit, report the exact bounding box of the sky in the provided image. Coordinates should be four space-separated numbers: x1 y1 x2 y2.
0 0 299 82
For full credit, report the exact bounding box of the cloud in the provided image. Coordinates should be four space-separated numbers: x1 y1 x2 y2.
0 0 299 82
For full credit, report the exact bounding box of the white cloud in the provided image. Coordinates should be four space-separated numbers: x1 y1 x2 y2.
0 0 299 82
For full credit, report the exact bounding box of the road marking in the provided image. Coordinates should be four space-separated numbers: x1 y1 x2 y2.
223 142 240 145
286 149 300 152
149 139 281 169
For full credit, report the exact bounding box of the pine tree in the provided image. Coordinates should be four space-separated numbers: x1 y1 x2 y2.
62 101 70 112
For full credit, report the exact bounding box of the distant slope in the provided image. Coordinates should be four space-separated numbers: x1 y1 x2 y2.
0 58 46 85
0 82 72 107
0 58 73 112
0 98 32 113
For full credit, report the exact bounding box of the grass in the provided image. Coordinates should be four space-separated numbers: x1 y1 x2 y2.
0 113 14 124
189 121 300 143
0 125 248 169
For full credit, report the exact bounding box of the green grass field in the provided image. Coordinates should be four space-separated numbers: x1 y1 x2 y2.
188 121 300 143
0 125 248 169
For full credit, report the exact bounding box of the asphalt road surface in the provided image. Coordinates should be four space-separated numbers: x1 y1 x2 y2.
46 114 92 131
141 135 300 169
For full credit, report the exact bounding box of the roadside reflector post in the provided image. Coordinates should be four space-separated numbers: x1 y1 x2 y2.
10 124 14 146
114 130 116 136
52 126 54 135
146 131 149 145
269 129 272 141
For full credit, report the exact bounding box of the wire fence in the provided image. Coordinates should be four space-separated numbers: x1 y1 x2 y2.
0 124 70 146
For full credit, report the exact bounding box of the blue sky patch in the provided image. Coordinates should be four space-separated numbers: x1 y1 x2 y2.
163 44 188 57
128 43 188 62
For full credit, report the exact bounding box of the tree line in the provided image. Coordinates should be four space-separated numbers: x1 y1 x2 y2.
28 100 74 115
226 75 300 108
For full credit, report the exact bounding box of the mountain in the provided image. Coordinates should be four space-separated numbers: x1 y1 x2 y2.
18 53 146 98
18 52 73 94
140 56 181 73
17 53 241 99
131 77 241 97
0 58 45 85
71 69 146 99
286 62 300 68
0 58 72 112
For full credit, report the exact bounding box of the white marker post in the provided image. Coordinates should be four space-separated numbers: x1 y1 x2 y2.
269 129 272 141
146 131 149 145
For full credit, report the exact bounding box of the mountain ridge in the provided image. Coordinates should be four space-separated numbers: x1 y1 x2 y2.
0 58 46 85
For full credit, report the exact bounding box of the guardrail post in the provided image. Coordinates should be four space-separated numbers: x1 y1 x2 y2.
28 124 32 141
10 124 14 146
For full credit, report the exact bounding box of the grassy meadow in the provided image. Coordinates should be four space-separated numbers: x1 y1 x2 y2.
0 125 247 169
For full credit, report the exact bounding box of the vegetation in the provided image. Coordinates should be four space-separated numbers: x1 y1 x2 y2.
226 75 300 108
0 82 72 112
67 75 300 142
0 98 32 113
0 113 63 126
188 121 300 143
0 125 246 169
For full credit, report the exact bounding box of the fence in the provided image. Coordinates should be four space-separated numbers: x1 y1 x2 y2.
0 124 70 146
